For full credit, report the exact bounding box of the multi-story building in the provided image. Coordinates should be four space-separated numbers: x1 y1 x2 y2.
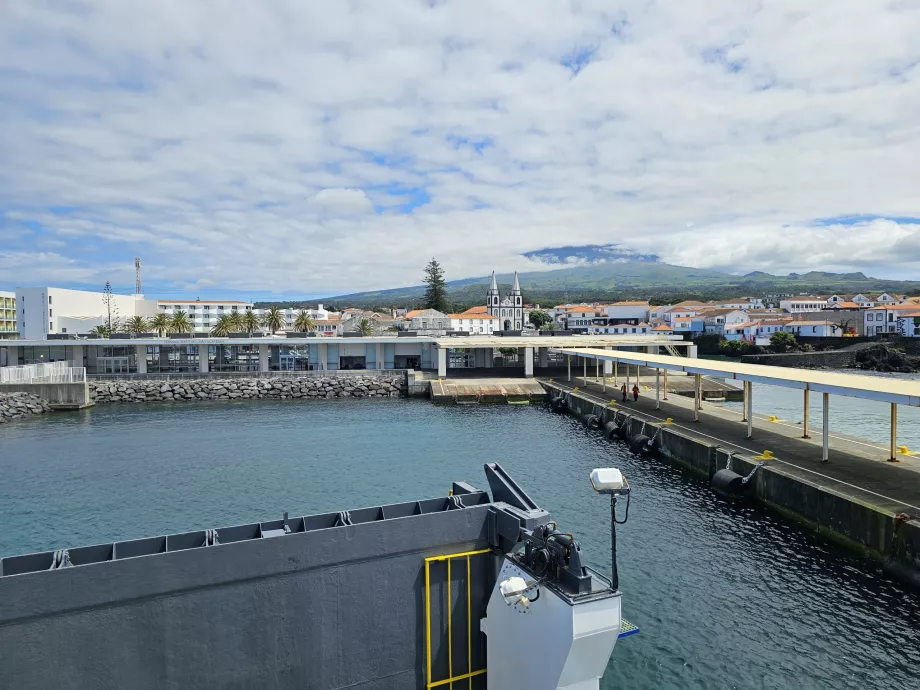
16 287 156 340
449 313 498 334
157 300 254 333
784 321 842 337
779 297 829 313
864 304 919 336
0 291 17 339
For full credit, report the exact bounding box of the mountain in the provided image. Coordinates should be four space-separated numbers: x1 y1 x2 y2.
255 260 920 310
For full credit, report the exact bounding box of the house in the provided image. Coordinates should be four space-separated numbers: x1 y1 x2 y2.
562 306 597 330
895 311 920 337
604 301 650 323
711 298 762 311
871 293 903 306
864 304 920 336
784 321 842 338
723 322 760 341
672 316 704 334
779 297 829 313
825 301 863 310
648 305 671 321
591 322 650 335
402 309 451 334
448 313 498 334
697 309 748 335
651 323 673 334
664 302 709 324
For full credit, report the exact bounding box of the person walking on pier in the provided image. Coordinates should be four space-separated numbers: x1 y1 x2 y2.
621 383 628 402
632 384 640 402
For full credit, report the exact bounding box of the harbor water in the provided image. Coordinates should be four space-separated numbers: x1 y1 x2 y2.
2 400 918 689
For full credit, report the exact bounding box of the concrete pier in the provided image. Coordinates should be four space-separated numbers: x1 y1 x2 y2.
0 382 94 410
542 378 920 588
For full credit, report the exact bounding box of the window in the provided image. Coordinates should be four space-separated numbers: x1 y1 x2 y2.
49 321 53 330
48 295 52 304
49 309 52 317
204 305 210 310
61 328 67 333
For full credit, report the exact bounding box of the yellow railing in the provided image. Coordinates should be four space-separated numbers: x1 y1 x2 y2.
425 548 491 689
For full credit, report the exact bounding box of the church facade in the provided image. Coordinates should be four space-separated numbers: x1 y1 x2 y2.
486 271 523 331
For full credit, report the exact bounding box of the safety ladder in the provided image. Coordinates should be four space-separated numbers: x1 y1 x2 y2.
425 549 490 688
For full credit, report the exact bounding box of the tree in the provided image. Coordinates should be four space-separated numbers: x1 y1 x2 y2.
294 310 316 332
541 318 557 331
241 310 260 333
210 313 234 336
89 324 110 338
150 312 170 337
770 330 797 353
101 281 120 333
262 307 286 333
528 309 552 329
125 315 149 333
422 259 448 312
227 310 244 333
169 310 193 334
356 317 375 336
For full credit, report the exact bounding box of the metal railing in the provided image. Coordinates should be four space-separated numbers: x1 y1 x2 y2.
88 369 409 382
0 362 86 384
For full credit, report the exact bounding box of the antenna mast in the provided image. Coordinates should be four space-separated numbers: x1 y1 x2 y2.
135 257 142 294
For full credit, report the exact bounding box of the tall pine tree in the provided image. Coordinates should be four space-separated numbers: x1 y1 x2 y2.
422 258 449 312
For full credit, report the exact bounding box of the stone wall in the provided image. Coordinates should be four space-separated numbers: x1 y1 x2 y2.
0 391 52 423
88 375 406 404
741 350 857 368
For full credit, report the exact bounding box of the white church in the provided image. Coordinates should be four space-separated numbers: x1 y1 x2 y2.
486 271 524 331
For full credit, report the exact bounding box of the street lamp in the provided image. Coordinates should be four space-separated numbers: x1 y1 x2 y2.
590 468 631 592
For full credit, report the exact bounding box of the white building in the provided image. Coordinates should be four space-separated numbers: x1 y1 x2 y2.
591 323 650 335
486 271 524 331
895 311 920 337
0 291 16 339
449 313 498 334
712 298 763 310
784 321 842 337
698 309 747 335
16 287 156 340
864 304 918 336
779 297 829 313
157 300 253 333
604 301 650 323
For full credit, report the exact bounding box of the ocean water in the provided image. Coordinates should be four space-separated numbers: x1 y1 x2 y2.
2 400 918 689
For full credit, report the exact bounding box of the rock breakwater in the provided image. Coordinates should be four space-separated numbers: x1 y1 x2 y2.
88 375 406 404
0 391 52 422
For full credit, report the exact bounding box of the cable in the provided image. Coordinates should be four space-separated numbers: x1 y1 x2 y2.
613 492 630 525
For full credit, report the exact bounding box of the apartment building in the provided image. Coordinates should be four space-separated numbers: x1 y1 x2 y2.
779 297 829 313
0 291 16 339
449 313 498 334
157 300 253 333
864 304 918 336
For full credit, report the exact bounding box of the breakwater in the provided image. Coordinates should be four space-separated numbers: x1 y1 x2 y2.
543 382 920 590
88 374 406 404
0 391 51 423
741 350 857 368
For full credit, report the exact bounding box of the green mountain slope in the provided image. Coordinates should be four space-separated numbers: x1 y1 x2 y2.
255 262 920 310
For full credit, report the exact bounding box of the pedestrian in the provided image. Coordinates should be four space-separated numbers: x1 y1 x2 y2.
621 383 627 402
632 384 639 402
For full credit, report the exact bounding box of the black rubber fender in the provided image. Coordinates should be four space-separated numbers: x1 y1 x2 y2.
711 468 745 494
628 434 651 454
583 414 601 430
604 421 619 439
550 396 567 413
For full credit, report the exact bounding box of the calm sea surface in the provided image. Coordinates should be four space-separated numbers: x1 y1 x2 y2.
2 400 918 689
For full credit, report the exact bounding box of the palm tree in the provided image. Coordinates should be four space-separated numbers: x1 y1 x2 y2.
356 317 375 337
293 310 316 332
169 310 194 334
241 310 260 333
262 307 286 333
227 310 244 333
150 312 170 337
125 315 149 333
89 324 110 338
210 313 234 337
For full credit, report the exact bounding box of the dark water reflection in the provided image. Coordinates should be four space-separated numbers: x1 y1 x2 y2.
2 400 918 689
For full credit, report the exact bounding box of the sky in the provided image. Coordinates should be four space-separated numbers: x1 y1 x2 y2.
1 0 919 300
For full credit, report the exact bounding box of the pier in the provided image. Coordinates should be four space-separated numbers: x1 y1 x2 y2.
544 348 920 587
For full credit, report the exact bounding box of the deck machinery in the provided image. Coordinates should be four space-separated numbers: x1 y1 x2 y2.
0 463 636 689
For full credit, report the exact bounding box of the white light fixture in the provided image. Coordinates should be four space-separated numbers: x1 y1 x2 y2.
590 468 625 493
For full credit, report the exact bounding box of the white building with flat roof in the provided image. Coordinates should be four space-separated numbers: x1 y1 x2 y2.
157 299 253 333
16 287 156 340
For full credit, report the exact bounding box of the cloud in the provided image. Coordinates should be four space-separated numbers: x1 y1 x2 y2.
0 0 919 297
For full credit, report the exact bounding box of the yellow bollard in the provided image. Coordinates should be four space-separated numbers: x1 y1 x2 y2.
573 386 579 391
754 450 775 460
548 378 553 382
664 418 674 425
768 415 780 422
898 445 912 455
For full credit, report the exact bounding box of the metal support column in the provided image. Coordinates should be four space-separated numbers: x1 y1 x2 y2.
803 388 810 438
583 356 587 386
746 384 753 439
595 358 600 383
890 403 898 462
603 362 607 393
663 369 668 400
567 355 571 382
822 393 829 463
694 373 701 422
614 360 618 385
741 381 748 422
655 369 660 410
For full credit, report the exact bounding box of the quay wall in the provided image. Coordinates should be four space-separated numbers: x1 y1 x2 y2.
0 382 91 408
88 372 407 404
543 382 920 589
